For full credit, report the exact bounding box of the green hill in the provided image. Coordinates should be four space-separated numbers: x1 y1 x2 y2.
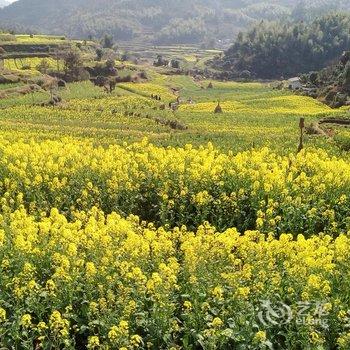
0 0 349 45
214 13 350 79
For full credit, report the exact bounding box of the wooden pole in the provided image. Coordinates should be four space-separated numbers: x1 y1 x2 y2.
297 117 305 153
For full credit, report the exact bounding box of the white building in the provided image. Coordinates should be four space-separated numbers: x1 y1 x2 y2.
288 77 302 90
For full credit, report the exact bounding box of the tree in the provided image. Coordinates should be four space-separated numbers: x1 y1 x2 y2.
96 48 103 61
170 60 180 69
60 49 89 82
343 62 350 90
62 49 82 74
153 55 168 67
102 34 114 49
105 59 117 74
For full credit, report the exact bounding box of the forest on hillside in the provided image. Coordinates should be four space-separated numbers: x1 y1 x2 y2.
215 13 350 79
0 0 349 45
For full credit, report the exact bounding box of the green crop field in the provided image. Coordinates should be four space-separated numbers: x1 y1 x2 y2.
0 34 86 45
0 72 344 152
3 57 64 74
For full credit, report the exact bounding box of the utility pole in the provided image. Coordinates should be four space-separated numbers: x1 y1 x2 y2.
297 117 305 153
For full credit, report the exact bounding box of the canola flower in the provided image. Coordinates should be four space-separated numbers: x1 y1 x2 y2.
118 82 175 101
0 207 349 348
2 64 350 349
0 137 348 235
4 57 63 73
0 77 344 153
180 95 344 116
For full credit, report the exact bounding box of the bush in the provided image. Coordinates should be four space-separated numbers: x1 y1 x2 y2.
36 59 50 74
0 74 20 84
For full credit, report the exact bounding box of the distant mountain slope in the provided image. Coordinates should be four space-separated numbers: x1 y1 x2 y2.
0 0 349 44
214 13 350 79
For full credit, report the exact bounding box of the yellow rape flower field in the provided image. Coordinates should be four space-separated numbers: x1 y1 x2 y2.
3 57 63 74
1 70 350 349
180 95 345 116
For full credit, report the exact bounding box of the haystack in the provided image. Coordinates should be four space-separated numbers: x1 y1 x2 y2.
214 102 222 113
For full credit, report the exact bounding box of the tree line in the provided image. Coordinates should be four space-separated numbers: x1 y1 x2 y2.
0 0 349 45
215 13 350 79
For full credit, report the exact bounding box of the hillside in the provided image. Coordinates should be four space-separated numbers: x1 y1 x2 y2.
214 13 350 79
0 0 349 45
299 51 350 108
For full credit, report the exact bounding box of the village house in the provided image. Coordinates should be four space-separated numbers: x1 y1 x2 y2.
288 77 303 90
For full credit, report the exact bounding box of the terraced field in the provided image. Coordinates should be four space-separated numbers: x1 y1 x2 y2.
3 57 63 74
0 34 68 44
0 73 344 151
